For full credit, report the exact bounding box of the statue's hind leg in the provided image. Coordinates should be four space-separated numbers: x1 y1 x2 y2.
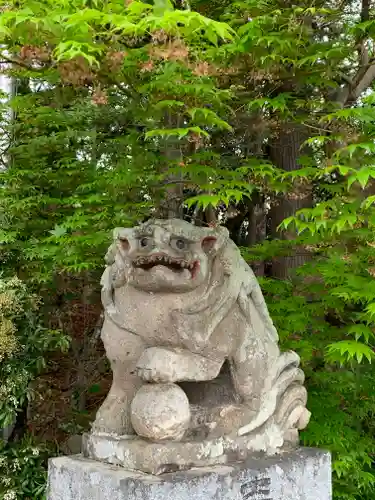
92 317 146 436
229 335 278 432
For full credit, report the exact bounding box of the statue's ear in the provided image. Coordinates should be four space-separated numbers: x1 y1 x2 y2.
201 236 217 253
201 226 228 254
113 227 132 252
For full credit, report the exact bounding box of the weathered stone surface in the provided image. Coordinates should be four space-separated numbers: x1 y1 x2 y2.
83 425 290 475
136 347 223 383
89 218 310 470
48 447 332 500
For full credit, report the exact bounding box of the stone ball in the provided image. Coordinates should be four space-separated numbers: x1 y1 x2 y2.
130 383 190 441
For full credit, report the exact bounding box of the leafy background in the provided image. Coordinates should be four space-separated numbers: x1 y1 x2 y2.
0 0 375 498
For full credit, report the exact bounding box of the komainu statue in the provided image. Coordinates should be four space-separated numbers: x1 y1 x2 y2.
83 219 311 474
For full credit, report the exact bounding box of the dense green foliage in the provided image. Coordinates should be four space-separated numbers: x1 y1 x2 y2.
0 277 68 498
0 0 375 498
0 277 69 428
0 437 54 499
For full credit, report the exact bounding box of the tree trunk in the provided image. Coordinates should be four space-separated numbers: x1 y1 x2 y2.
268 124 312 279
247 193 266 276
156 113 184 219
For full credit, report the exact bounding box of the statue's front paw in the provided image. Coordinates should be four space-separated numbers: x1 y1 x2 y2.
136 348 179 383
136 347 223 383
136 366 173 383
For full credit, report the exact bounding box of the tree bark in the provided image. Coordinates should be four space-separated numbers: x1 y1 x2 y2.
247 193 266 276
156 113 184 219
268 123 312 279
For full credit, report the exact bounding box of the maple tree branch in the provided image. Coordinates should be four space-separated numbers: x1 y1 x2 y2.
331 0 374 106
334 0 375 106
351 63 375 101
0 53 50 73
357 0 370 68
349 0 373 100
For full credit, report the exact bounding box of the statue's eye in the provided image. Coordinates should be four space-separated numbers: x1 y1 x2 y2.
140 237 151 248
171 238 188 251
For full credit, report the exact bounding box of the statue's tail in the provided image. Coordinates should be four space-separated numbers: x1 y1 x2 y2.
238 351 310 438
275 385 310 444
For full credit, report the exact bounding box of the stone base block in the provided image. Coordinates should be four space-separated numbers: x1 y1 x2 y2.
82 427 297 475
47 448 331 500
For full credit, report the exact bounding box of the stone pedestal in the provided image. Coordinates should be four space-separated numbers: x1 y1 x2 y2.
47 448 331 500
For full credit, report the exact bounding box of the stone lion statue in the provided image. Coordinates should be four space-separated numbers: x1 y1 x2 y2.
85 219 310 474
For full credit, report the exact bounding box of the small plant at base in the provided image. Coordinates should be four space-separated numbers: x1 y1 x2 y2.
0 436 55 499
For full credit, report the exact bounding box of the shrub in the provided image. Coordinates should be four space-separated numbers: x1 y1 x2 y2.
0 276 69 499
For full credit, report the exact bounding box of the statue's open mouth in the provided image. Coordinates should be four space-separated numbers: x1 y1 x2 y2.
133 254 199 277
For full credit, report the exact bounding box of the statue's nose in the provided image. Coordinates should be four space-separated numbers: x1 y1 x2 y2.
149 246 162 254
